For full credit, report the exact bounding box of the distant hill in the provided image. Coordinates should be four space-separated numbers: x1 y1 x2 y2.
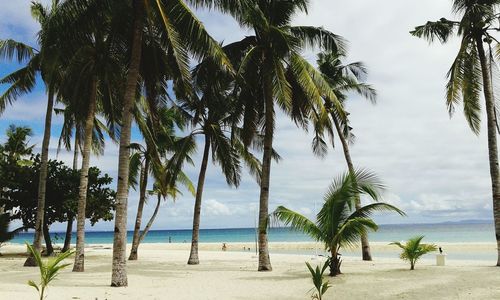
438 219 493 225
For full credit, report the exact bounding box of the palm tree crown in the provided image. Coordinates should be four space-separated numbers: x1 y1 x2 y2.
273 169 405 276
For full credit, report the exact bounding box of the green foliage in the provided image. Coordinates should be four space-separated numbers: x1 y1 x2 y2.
0 125 116 232
26 243 74 300
272 169 405 276
0 213 24 249
305 260 331 300
411 1 500 134
390 236 437 270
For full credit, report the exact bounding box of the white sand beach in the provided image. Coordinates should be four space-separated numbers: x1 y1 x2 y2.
0 242 499 300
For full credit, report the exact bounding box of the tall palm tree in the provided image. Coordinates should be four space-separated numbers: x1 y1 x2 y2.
272 170 405 276
316 50 377 261
0 0 64 266
57 5 123 273
411 0 500 266
110 0 235 286
184 57 263 265
226 0 346 271
55 104 114 253
128 102 194 260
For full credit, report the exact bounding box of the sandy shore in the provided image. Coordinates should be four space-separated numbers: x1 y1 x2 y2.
0 242 498 299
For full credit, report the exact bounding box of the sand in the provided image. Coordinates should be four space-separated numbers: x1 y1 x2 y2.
0 242 499 299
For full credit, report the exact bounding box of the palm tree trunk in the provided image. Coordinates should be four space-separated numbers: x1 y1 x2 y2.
331 113 372 261
42 221 53 256
188 135 211 265
62 215 73 253
128 156 150 261
73 78 97 272
24 87 54 267
111 0 144 287
138 193 161 244
73 128 80 170
258 75 274 271
329 248 341 276
476 38 500 266
63 133 80 253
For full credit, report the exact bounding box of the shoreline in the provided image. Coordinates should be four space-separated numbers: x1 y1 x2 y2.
3 241 497 262
0 243 498 299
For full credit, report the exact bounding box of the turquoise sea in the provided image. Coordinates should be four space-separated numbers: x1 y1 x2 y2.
10 222 495 244
9 222 496 261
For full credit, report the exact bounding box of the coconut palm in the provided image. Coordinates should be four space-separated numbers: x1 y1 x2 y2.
391 236 437 270
411 0 500 266
52 3 125 273
316 50 377 261
54 104 115 253
183 56 263 265
128 102 193 261
224 0 346 271
272 170 405 276
110 0 235 286
0 0 65 266
135 164 193 249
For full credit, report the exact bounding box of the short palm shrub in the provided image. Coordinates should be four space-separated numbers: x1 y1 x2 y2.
306 260 331 300
273 169 405 276
390 236 437 270
26 243 74 300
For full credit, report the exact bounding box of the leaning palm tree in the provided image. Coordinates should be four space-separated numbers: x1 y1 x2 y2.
128 102 193 261
109 0 235 286
226 0 346 271
51 1 124 272
391 236 437 270
0 0 65 266
411 0 500 266
317 50 377 261
130 159 194 257
183 57 263 265
55 104 114 253
272 170 405 276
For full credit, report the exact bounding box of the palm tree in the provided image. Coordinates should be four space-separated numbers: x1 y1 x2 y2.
110 0 235 286
391 236 437 270
316 50 377 261
128 103 193 261
272 170 405 276
226 0 346 271
0 0 64 266
55 104 113 253
134 163 194 250
0 125 34 216
183 57 263 265
411 0 500 266
52 2 124 273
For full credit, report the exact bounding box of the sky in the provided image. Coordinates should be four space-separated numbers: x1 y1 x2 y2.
0 0 495 232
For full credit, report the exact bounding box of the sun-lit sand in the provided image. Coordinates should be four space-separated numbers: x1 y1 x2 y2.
0 242 499 299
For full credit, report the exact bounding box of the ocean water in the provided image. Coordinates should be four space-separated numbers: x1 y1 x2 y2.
9 222 495 245
8 222 497 261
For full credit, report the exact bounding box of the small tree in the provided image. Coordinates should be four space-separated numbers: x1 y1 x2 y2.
390 236 437 270
306 261 331 300
272 169 405 276
26 243 74 300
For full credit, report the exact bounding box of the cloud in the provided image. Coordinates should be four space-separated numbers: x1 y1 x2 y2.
204 199 231 216
2 1 497 232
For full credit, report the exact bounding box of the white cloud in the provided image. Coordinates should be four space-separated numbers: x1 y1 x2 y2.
2 1 497 232
204 199 231 216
